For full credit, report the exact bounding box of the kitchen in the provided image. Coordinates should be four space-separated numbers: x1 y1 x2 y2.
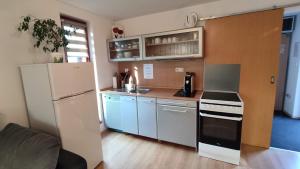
98 6 287 169
1 0 300 169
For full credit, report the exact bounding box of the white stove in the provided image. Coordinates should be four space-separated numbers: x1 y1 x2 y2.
198 91 244 165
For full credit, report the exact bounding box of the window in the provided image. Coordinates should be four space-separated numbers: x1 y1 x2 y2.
61 15 90 63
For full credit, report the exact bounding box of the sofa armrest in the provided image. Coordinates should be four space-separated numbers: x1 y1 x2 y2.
56 149 87 169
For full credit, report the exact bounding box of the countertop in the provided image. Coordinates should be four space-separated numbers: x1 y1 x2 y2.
100 88 202 102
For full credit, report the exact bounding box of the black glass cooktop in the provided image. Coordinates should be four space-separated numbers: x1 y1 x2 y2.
201 91 241 102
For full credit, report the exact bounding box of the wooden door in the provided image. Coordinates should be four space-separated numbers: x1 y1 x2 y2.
275 34 291 111
204 9 283 148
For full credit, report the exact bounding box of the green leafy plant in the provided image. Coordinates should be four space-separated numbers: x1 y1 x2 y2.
18 15 71 53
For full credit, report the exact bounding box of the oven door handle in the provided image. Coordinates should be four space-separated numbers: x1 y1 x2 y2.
199 112 242 121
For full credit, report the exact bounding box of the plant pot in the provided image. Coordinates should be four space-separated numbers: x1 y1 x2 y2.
49 52 64 63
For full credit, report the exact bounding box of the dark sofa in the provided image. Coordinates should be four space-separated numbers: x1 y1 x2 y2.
0 123 87 169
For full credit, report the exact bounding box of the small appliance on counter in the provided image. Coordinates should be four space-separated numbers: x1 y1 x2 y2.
174 72 195 97
117 69 138 92
198 64 243 165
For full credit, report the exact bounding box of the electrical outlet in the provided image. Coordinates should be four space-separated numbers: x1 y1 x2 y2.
175 67 184 72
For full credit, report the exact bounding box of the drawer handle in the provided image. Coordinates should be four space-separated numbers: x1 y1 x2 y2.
163 108 188 113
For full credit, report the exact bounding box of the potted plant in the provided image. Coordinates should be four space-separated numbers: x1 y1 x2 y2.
17 15 71 63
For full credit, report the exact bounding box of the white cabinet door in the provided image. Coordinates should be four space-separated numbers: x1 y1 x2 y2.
157 104 197 147
102 94 121 130
137 97 157 139
120 96 138 134
48 63 95 100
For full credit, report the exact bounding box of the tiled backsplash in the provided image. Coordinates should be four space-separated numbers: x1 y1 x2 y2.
118 59 203 90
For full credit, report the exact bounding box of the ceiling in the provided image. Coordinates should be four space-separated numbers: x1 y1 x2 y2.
59 0 220 21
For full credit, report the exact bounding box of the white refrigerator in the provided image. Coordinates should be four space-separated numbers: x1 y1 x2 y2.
20 63 103 169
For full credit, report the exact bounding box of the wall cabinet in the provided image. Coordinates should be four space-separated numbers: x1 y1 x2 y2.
107 27 203 62
120 96 139 134
102 94 122 130
142 27 203 60
107 36 143 62
137 97 157 139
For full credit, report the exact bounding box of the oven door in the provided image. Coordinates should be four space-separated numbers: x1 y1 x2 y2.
199 110 242 150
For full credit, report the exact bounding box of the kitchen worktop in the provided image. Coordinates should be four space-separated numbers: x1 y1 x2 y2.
100 88 202 102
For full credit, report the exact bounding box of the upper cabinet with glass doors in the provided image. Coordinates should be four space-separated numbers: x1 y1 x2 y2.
107 36 143 62
142 27 203 60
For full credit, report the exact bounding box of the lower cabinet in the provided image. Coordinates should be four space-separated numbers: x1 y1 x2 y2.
137 97 157 139
102 94 197 147
157 104 197 147
102 94 122 130
120 96 138 134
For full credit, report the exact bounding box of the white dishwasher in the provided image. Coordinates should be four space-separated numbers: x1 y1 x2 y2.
157 99 197 148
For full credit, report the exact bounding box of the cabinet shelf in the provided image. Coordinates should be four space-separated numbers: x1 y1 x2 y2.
110 48 139 52
146 39 198 47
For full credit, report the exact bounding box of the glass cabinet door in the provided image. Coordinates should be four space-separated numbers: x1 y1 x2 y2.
108 36 142 61
143 27 203 60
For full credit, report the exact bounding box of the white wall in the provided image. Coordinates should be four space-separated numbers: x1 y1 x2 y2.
0 0 60 129
0 0 116 129
57 1 117 90
284 10 300 118
116 0 299 36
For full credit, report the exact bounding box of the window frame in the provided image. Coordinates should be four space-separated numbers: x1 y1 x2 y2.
60 15 91 63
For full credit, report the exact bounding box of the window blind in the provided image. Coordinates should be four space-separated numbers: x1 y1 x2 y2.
61 16 90 63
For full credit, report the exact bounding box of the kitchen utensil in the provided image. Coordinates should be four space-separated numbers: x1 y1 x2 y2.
124 51 132 58
193 32 198 40
172 37 178 43
155 37 161 44
116 53 123 58
113 76 118 89
132 44 138 48
162 38 168 44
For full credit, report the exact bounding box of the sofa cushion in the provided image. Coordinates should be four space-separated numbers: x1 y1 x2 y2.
56 149 87 169
0 123 60 169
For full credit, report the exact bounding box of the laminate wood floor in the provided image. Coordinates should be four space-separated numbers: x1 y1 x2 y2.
96 131 300 169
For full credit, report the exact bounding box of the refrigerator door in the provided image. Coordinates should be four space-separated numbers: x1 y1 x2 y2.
53 91 102 169
48 63 95 100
